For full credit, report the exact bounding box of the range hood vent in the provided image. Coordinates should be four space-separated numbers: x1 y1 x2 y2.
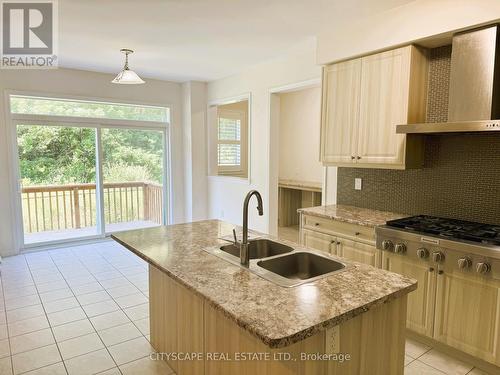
397 25 500 134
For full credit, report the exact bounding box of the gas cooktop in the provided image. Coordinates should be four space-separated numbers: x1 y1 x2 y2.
386 215 500 246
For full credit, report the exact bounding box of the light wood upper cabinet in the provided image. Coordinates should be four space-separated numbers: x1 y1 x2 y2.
357 48 409 165
321 59 361 164
382 252 436 337
434 269 500 365
321 45 428 169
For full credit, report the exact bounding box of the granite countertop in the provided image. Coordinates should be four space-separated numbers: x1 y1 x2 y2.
278 179 322 192
298 204 407 227
112 220 416 349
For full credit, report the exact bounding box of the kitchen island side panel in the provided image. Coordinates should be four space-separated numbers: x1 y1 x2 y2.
149 264 407 375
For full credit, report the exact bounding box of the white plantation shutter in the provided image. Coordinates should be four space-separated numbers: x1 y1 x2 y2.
217 111 244 171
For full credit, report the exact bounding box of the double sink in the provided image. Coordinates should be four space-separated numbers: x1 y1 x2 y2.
204 238 349 287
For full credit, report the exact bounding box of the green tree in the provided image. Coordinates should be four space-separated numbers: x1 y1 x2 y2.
17 125 96 185
18 126 164 186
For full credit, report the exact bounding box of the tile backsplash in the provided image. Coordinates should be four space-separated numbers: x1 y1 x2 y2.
336 45 500 225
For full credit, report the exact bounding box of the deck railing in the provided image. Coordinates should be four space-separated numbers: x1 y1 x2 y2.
21 181 163 233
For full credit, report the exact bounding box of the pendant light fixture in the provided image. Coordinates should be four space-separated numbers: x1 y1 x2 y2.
112 49 145 84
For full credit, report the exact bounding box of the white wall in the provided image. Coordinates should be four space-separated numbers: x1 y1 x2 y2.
206 39 322 234
278 86 322 184
0 68 184 256
182 81 208 221
317 0 500 64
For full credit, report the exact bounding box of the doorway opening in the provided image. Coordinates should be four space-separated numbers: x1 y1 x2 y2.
269 82 323 243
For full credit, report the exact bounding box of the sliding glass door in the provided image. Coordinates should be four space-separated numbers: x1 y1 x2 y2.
16 124 167 246
17 124 99 244
10 95 170 248
101 128 165 232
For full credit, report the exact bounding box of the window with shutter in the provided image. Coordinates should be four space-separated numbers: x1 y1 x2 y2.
209 99 248 178
217 112 242 170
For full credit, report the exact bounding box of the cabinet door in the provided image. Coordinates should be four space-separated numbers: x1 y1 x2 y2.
321 59 361 164
357 47 411 166
337 238 380 267
434 270 500 365
301 229 336 254
382 252 436 337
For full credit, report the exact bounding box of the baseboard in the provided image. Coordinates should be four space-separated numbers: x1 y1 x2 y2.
407 330 500 374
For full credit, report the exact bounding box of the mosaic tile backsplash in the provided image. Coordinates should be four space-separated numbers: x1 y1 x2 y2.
337 45 500 225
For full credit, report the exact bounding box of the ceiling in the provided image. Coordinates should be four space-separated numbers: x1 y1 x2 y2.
60 0 414 82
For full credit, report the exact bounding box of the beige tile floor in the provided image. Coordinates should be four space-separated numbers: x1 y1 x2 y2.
0 240 495 375
0 241 173 375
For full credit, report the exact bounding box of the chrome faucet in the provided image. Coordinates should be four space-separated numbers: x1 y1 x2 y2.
237 190 264 266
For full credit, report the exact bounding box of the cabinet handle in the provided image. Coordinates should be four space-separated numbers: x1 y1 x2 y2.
438 270 444 275
314 222 320 226
357 156 361 160
429 267 434 272
336 241 341 245
330 240 336 244
351 156 355 160
355 232 360 236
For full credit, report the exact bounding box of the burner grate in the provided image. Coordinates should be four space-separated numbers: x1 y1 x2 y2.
386 215 500 246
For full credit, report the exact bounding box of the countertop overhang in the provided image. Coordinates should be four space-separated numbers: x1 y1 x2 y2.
112 220 417 348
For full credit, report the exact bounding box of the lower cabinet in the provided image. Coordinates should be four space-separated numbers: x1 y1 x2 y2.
300 224 379 267
301 229 337 254
338 238 380 268
382 251 436 337
382 252 500 367
434 268 500 365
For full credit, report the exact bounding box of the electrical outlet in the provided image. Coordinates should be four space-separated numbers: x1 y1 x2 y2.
354 178 362 191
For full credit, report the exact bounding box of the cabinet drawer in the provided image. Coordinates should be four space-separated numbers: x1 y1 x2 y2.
301 229 336 254
302 215 375 243
338 238 380 268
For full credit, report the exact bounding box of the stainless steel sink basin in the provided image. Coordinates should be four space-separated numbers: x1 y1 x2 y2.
257 252 345 280
220 239 293 259
204 237 350 287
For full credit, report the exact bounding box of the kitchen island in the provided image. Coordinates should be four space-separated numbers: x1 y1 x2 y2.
112 220 417 375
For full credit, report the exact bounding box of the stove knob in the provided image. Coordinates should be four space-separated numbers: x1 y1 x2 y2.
457 257 472 270
476 262 491 274
416 248 429 259
432 251 445 263
394 243 406 254
381 240 394 251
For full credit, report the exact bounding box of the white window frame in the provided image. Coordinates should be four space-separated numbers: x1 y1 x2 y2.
4 90 172 251
208 93 251 183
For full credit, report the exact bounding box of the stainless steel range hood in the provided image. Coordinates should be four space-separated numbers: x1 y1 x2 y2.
397 25 500 134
